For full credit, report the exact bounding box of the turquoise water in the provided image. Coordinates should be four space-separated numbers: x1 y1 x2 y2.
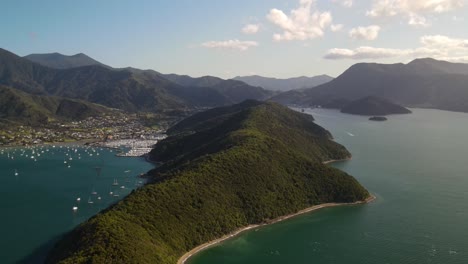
189 108 468 264
0 145 154 263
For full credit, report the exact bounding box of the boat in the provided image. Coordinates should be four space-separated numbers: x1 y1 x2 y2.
120 185 125 189
76 197 81 202
112 178 119 186
14 170 18 176
72 206 78 211
87 197 94 204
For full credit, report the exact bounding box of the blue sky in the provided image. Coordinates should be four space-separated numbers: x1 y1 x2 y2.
2 0 468 78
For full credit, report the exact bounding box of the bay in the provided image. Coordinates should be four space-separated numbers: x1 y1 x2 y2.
0 145 154 263
189 108 468 264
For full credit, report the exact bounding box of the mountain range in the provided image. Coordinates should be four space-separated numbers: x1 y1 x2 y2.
5 47 468 123
233 74 333 91
24 52 111 69
272 58 468 113
0 48 272 124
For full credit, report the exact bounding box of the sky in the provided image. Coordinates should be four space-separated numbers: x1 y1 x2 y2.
1 0 468 78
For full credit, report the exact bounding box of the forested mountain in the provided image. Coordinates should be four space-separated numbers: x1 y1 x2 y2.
24 52 110 69
233 74 333 91
0 85 111 125
272 58 468 113
162 73 273 103
46 101 369 264
0 48 272 113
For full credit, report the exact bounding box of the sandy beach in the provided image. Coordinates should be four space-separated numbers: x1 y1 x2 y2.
177 194 376 264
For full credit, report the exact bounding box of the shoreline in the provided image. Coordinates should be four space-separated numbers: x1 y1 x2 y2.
323 157 352 165
177 194 376 264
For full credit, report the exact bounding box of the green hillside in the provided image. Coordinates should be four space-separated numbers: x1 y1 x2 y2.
46 101 369 264
0 85 111 125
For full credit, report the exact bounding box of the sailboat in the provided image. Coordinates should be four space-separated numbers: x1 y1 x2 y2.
87 197 94 204
112 178 119 186
94 167 102 177
14 169 18 176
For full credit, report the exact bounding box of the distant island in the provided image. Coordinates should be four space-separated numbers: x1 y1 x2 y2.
369 116 388 121
341 96 412 116
46 101 370 264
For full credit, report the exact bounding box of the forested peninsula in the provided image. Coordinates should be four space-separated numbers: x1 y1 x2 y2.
46 101 370 264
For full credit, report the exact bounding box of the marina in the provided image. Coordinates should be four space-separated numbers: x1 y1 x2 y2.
100 136 166 157
0 144 155 263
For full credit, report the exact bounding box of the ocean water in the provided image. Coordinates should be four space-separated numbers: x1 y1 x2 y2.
189 108 468 264
0 145 154 263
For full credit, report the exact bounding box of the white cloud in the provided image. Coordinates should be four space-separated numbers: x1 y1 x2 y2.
342 0 353 7
420 35 468 49
330 24 344 32
324 35 468 60
242 24 260 34
349 25 381 40
267 0 333 41
367 0 465 27
408 13 430 28
334 0 353 8
201 40 259 51
326 47 394 60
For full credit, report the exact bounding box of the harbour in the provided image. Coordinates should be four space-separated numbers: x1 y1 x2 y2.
0 144 155 263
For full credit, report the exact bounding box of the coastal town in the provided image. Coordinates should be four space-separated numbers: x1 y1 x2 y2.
0 113 168 157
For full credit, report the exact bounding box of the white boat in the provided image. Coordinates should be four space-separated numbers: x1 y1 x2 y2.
72 206 78 211
76 197 81 202
87 197 94 204
14 170 18 176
